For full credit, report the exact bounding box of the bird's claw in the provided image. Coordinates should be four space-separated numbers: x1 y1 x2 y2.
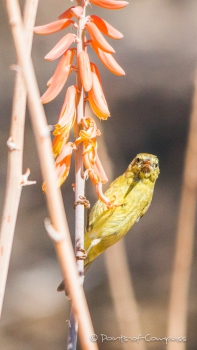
76 246 87 260
73 196 90 209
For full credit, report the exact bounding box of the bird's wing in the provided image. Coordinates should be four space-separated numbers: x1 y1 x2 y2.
86 175 138 240
88 174 133 228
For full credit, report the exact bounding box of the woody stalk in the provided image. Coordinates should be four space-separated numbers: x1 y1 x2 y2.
34 0 128 347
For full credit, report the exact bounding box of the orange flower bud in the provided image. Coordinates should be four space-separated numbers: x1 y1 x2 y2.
45 33 77 61
34 19 74 35
91 41 125 76
89 15 123 39
86 22 115 54
78 50 92 92
89 0 129 10
59 6 83 20
41 49 75 104
88 71 110 120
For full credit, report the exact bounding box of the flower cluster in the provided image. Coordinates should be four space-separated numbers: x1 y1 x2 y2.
34 0 128 207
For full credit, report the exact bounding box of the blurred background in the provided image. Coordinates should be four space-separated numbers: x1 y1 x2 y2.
1 0 197 349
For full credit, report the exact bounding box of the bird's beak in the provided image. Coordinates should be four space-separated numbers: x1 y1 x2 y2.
142 160 152 173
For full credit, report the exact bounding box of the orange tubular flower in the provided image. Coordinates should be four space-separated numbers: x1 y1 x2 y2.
41 49 75 104
95 182 117 208
89 15 123 39
59 6 83 20
34 19 74 35
42 142 74 191
54 142 74 188
90 62 108 106
78 50 92 92
75 117 100 155
52 132 70 158
83 150 117 208
54 85 77 135
91 41 125 76
45 33 77 61
89 0 129 10
90 62 102 83
88 67 110 120
86 22 115 54
52 85 77 157
75 117 113 207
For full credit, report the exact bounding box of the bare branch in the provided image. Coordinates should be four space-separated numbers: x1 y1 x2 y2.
67 1 86 347
0 0 39 318
167 69 197 350
4 1 97 349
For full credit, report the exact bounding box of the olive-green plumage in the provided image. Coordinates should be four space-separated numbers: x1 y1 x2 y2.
57 153 159 291
84 153 160 270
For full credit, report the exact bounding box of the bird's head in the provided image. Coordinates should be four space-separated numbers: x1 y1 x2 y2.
127 153 160 182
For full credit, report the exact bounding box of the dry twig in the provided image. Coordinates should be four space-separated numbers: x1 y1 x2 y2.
67 1 86 348
4 1 98 349
167 69 197 350
0 0 39 317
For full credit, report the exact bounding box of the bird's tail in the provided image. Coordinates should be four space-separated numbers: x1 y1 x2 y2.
57 262 92 292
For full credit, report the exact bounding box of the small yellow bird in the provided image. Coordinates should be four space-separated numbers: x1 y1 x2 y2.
58 153 159 291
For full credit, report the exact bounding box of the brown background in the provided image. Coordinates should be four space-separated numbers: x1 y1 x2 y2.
1 0 197 349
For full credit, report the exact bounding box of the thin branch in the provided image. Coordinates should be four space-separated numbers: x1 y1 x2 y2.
5 1 98 349
167 69 197 350
102 140 146 350
105 240 146 350
67 2 86 348
0 0 39 317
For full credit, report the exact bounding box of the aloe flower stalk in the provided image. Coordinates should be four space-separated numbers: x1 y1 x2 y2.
34 0 128 348
34 0 128 204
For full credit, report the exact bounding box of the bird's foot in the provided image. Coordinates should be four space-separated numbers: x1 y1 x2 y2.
76 246 87 260
73 196 90 209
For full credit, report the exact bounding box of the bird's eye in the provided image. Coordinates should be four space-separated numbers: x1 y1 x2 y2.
136 157 140 163
155 162 159 168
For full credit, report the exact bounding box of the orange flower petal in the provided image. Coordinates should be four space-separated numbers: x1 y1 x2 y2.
41 50 75 104
59 6 83 20
89 15 123 39
89 0 129 10
52 132 69 158
55 142 74 187
81 116 100 138
53 85 77 138
78 50 92 92
41 66 70 104
71 6 84 18
82 142 108 184
86 22 115 54
58 85 77 127
94 154 108 183
45 33 76 61
34 19 74 35
44 142 74 191
88 72 110 120
90 62 102 83
46 48 76 87
90 63 107 105
42 142 73 191
91 41 125 76
95 182 116 208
